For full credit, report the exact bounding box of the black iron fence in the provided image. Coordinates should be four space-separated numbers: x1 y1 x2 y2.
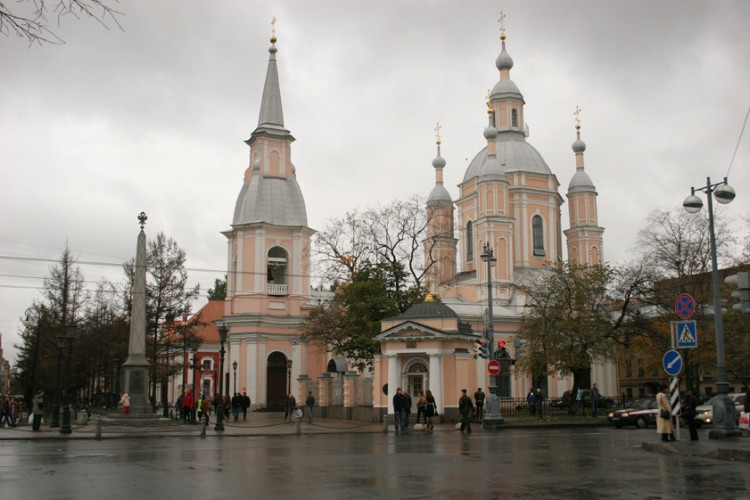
494 396 638 418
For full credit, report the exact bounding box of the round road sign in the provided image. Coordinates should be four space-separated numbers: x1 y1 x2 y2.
488 359 501 375
675 293 695 320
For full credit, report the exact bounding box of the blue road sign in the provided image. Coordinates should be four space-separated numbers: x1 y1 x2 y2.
674 320 698 348
663 350 683 376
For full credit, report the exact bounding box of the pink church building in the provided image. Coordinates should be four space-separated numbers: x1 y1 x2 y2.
196 21 612 420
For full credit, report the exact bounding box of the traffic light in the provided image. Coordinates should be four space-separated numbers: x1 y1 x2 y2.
496 340 509 359
473 340 488 359
725 272 750 314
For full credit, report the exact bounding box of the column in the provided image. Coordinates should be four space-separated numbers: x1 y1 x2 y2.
429 354 443 413
387 354 400 416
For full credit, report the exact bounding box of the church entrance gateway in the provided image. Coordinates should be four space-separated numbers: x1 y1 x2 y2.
405 359 428 414
266 352 288 410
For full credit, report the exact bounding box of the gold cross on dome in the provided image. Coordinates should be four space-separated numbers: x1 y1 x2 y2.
574 105 582 128
498 11 506 39
271 16 277 37
435 122 442 144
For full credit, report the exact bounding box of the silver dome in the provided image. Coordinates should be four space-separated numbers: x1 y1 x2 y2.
463 133 551 181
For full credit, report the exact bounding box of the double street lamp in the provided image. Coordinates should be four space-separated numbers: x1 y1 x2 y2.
214 323 229 432
683 176 740 439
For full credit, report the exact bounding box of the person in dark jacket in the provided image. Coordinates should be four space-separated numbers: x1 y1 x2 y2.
393 388 407 432
231 393 241 422
241 392 250 420
305 391 315 424
425 389 437 431
683 390 699 441
474 388 485 420
31 389 44 431
459 389 474 434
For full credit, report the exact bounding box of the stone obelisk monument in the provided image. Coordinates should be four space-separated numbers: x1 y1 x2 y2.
121 212 152 416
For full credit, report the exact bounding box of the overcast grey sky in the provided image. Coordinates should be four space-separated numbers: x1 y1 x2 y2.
2 0 749 364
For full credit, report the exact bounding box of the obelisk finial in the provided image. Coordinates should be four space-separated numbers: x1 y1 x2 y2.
271 16 277 44
138 211 147 230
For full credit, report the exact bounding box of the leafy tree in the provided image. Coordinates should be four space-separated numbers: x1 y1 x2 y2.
13 245 88 409
516 262 649 410
0 0 122 45
207 276 227 301
302 262 413 372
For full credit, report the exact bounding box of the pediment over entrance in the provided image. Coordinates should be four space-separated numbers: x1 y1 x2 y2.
376 321 452 341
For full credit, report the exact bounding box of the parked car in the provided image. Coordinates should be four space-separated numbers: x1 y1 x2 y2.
693 393 746 427
607 398 658 428
550 389 615 410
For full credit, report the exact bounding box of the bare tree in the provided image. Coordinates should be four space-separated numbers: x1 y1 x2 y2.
0 0 122 45
636 207 736 279
313 195 435 290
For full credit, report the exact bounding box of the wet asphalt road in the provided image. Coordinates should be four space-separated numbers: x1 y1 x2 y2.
2 427 749 499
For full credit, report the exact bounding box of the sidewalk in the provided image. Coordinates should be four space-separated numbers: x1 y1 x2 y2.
642 436 750 462
2 413 748 463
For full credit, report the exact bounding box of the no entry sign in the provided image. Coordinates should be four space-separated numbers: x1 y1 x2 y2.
488 359 501 375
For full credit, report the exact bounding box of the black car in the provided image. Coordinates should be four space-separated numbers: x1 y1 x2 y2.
607 398 658 428
550 389 615 409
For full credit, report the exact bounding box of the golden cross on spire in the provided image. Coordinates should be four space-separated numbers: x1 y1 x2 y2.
498 11 506 40
435 122 442 144
574 105 582 129
271 16 277 43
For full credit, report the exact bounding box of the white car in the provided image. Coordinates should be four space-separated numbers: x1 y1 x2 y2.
693 393 745 427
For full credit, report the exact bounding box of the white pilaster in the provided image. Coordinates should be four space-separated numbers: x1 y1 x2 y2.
387 354 400 415
429 354 443 413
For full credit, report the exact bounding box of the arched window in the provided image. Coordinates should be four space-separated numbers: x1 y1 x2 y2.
267 246 288 296
532 215 545 257
511 109 518 128
466 221 473 262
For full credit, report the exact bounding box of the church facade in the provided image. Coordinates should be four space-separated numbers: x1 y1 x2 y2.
215 23 613 418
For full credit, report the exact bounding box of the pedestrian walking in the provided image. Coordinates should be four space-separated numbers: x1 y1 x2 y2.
416 391 427 424
0 395 11 427
459 389 474 434
403 390 412 427
591 383 601 417
32 389 44 431
474 388 485 420
182 389 194 424
392 388 407 432
241 392 250 420
656 384 674 442
683 390 699 441
575 388 583 414
535 387 545 418
425 389 437 431
526 389 536 416
305 391 315 424
118 391 130 415
286 393 296 423
231 393 241 422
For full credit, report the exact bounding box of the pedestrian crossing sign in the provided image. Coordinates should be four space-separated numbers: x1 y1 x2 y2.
674 320 697 348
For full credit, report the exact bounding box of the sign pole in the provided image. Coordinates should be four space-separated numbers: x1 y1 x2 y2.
670 322 681 440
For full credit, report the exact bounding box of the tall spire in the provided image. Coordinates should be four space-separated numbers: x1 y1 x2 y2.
253 17 290 139
428 122 451 204
568 106 595 193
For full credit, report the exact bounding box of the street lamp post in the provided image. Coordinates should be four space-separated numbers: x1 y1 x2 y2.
480 243 504 427
233 361 238 395
51 329 65 429
683 176 740 439
60 321 77 434
189 338 201 423
214 323 228 431
286 359 293 396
